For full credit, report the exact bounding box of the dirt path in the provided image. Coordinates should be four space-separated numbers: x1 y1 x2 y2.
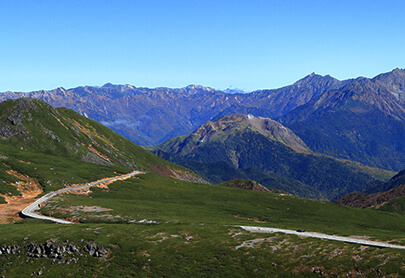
0 192 42 224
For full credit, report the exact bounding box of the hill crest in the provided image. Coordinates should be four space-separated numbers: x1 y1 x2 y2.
155 113 393 200
178 114 311 154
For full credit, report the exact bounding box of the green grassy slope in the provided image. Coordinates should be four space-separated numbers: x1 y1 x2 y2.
39 173 405 238
1 173 404 276
0 98 198 197
378 196 405 214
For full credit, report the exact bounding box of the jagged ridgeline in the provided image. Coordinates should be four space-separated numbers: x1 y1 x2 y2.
0 98 200 197
280 69 405 171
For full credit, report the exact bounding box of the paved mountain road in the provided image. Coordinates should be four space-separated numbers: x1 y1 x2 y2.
20 171 405 249
21 171 141 224
240 226 405 250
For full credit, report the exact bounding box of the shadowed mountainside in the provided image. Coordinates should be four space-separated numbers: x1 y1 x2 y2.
335 170 405 213
153 114 393 200
280 68 405 171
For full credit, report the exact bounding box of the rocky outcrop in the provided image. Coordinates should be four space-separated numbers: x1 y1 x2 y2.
0 244 20 255
81 152 113 166
83 243 108 258
0 240 108 262
26 241 79 259
0 98 41 138
170 170 210 184
219 179 273 193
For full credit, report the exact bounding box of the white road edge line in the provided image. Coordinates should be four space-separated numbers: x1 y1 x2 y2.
21 171 141 224
239 226 405 250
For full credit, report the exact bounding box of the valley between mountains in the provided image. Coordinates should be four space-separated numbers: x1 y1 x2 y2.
1 69 405 276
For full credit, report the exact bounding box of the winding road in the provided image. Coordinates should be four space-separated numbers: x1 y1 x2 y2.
20 171 405 249
21 171 141 224
239 226 405 250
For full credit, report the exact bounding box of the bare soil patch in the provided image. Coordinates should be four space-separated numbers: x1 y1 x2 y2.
0 170 43 223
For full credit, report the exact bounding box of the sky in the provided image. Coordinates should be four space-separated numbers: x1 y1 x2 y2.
0 0 404 92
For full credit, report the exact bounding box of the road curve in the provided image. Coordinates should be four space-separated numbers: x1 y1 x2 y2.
240 226 405 250
21 171 141 224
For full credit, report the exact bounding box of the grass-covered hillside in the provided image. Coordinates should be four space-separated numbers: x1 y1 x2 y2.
1 173 405 276
154 114 394 200
0 98 200 201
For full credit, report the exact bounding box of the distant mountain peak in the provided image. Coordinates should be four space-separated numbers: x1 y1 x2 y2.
392 67 405 74
101 83 136 91
185 84 214 91
223 87 247 94
294 72 340 87
373 68 405 81
372 68 405 102
43 87 67 94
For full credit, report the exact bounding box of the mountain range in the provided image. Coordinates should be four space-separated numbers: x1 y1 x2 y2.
0 71 353 146
1 68 405 172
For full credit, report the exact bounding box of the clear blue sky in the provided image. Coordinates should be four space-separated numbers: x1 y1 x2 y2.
1 0 404 92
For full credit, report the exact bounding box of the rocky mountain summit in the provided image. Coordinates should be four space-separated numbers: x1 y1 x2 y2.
280 68 405 171
245 114 311 153
372 68 405 102
163 114 310 156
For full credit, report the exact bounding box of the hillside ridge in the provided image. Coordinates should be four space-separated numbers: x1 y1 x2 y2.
154 114 393 200
0 98 206 211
